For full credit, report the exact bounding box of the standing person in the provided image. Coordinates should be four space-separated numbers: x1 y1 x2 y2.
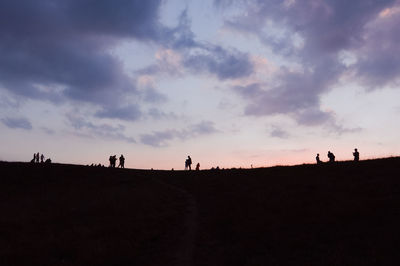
35 152 40 163
109 155 113 168
40 154 45 163
187 156 192 170
118 154 125 168
112 155 117 168
353 148 359 162
196 163 200 171
316 154 321 164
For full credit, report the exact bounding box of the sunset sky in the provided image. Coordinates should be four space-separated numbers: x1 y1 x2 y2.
1 0 400 169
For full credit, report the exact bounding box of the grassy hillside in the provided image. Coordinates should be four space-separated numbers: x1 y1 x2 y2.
1 158 400 265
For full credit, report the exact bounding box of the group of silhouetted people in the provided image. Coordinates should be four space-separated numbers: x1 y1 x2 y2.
31 152 51 164
184 155 201 171
316 148 360 164
185 156 192 170
109 154 125 168
28 148 362 170
89 163 105 167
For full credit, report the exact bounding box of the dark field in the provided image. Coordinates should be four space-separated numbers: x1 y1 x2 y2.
1 158 400 265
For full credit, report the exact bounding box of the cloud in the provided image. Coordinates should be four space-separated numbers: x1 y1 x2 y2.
147 108 179 120
138 45 254 81
221 0 395 56
67 114 135 143
137 9 255 81
269 126 290 139
1 117 32 130
143 87 168 103
174 9 255 80
182 46 254 80
137 49 185 77
189 120 219 135
352 6 400 89
0 0 166 116
219 0 399 129
0 93 21 109
140 120 219 147
231 63 340 126
95 104 142 121
65 0 163 39
0 0 256 136
140 129 180 147
41 127 55 135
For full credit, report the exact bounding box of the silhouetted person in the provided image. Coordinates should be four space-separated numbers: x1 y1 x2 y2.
118 154 125 168
45 158 51 164
112 155 117 167
35 152 40 163
316 153 322 164
40 154 45 163
187 156 192 170
327 151 335 163
109 155 117 168
353 148 359 162
196 163 200 171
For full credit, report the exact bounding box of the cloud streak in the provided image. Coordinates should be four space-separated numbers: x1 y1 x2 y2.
1 117 32 130
140 120 219 147
67 114 135 143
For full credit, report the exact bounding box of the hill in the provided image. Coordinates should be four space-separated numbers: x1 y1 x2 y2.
1 158 400 265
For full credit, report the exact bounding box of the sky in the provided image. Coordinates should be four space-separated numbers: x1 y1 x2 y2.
1 0 400 170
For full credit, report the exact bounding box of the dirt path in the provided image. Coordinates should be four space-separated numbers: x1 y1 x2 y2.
149 176 198 266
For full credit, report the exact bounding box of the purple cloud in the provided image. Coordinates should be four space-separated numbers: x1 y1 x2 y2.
41 127 55 135
137 10 255 81
189 121 219 135
140 120 219 147
67 114 135 143
222 0 395 55
182 46 254 80
232 58 342 126
176 10 255 80
220 0 399 129
352 8 400 88
0 1 255 127
140 129 180 147
95 105 142 121
143 87 168 103
270 126 290 139
1 117 32 130
0 0 165 121
147 108 179 120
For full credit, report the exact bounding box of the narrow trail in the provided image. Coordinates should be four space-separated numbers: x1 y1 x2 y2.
149 175 198 266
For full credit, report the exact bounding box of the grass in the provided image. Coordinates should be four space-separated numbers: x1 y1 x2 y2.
1 157 400 265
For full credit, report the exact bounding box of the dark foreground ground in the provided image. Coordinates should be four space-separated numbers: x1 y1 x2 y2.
1 158 400 266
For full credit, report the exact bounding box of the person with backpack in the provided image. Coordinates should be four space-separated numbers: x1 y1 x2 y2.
327 151 335 163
